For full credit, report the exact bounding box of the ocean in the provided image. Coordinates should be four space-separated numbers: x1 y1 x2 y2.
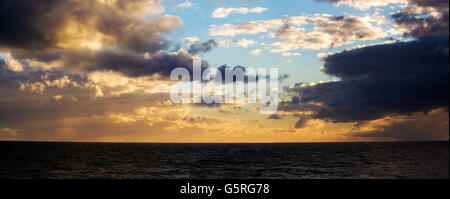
0 141 448 179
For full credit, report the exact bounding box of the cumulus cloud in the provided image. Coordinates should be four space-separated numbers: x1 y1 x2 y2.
317 0 449 38
236 39 257 48
283 35 449 125
1 64 171 100
177 0 196 9
0 0 213 78
210 14 390 51
210 22 270 37
0 63 182 141
392 0 449 38
212 7 268 18
0 0 169 51
68 49 210 77
187 39 218 55
1 53 23 72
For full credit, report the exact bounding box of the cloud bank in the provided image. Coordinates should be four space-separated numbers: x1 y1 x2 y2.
0 0 210 77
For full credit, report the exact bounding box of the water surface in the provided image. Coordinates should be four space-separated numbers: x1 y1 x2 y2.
0 141 448 179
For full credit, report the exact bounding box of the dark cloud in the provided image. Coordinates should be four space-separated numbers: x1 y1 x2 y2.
409 0 449 10
0 0 215 78
350 109 449 141
302 0 449 131
321 36 449 79
392 0 449 38
283 35 449 125
0 0 173 52
82 50 210 78
294 117 309 128
316 0 449 39
268 114 281 119
0 0 63 50
215 65 260 83
187 39 218 55
214 65 289 84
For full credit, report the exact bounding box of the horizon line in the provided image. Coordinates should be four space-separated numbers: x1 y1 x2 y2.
0 140 448 144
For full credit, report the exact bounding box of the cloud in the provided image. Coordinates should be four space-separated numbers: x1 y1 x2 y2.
349 108 449 141
320 35 449 80
216 38 258 49
236 39 257 48
212 7 267 18
177 0 196 9
317 0 449 38
316 0 408 10
1 53 23 72
0 64 182 141
184 37 201 43
0 0 168 52
268 114 281 119
215 65 260 83
210 22 270 37
283 35 449 125
250 49 262 56
63 49 210 78
210 14 390 50
294 117 310 128
0 64 264 142
218 39 234 48
187 39 218 55
0 128 19 139
278 52 301 57
0 0 215 78
1 64 172 99
391 0 449 38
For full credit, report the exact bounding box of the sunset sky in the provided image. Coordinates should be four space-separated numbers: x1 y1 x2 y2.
0 0 448 142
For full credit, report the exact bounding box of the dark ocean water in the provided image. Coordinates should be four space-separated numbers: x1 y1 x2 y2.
0 141 448 179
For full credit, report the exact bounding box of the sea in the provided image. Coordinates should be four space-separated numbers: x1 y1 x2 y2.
0 141 448 179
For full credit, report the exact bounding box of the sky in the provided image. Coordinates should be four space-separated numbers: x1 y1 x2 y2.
0 0 448 142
